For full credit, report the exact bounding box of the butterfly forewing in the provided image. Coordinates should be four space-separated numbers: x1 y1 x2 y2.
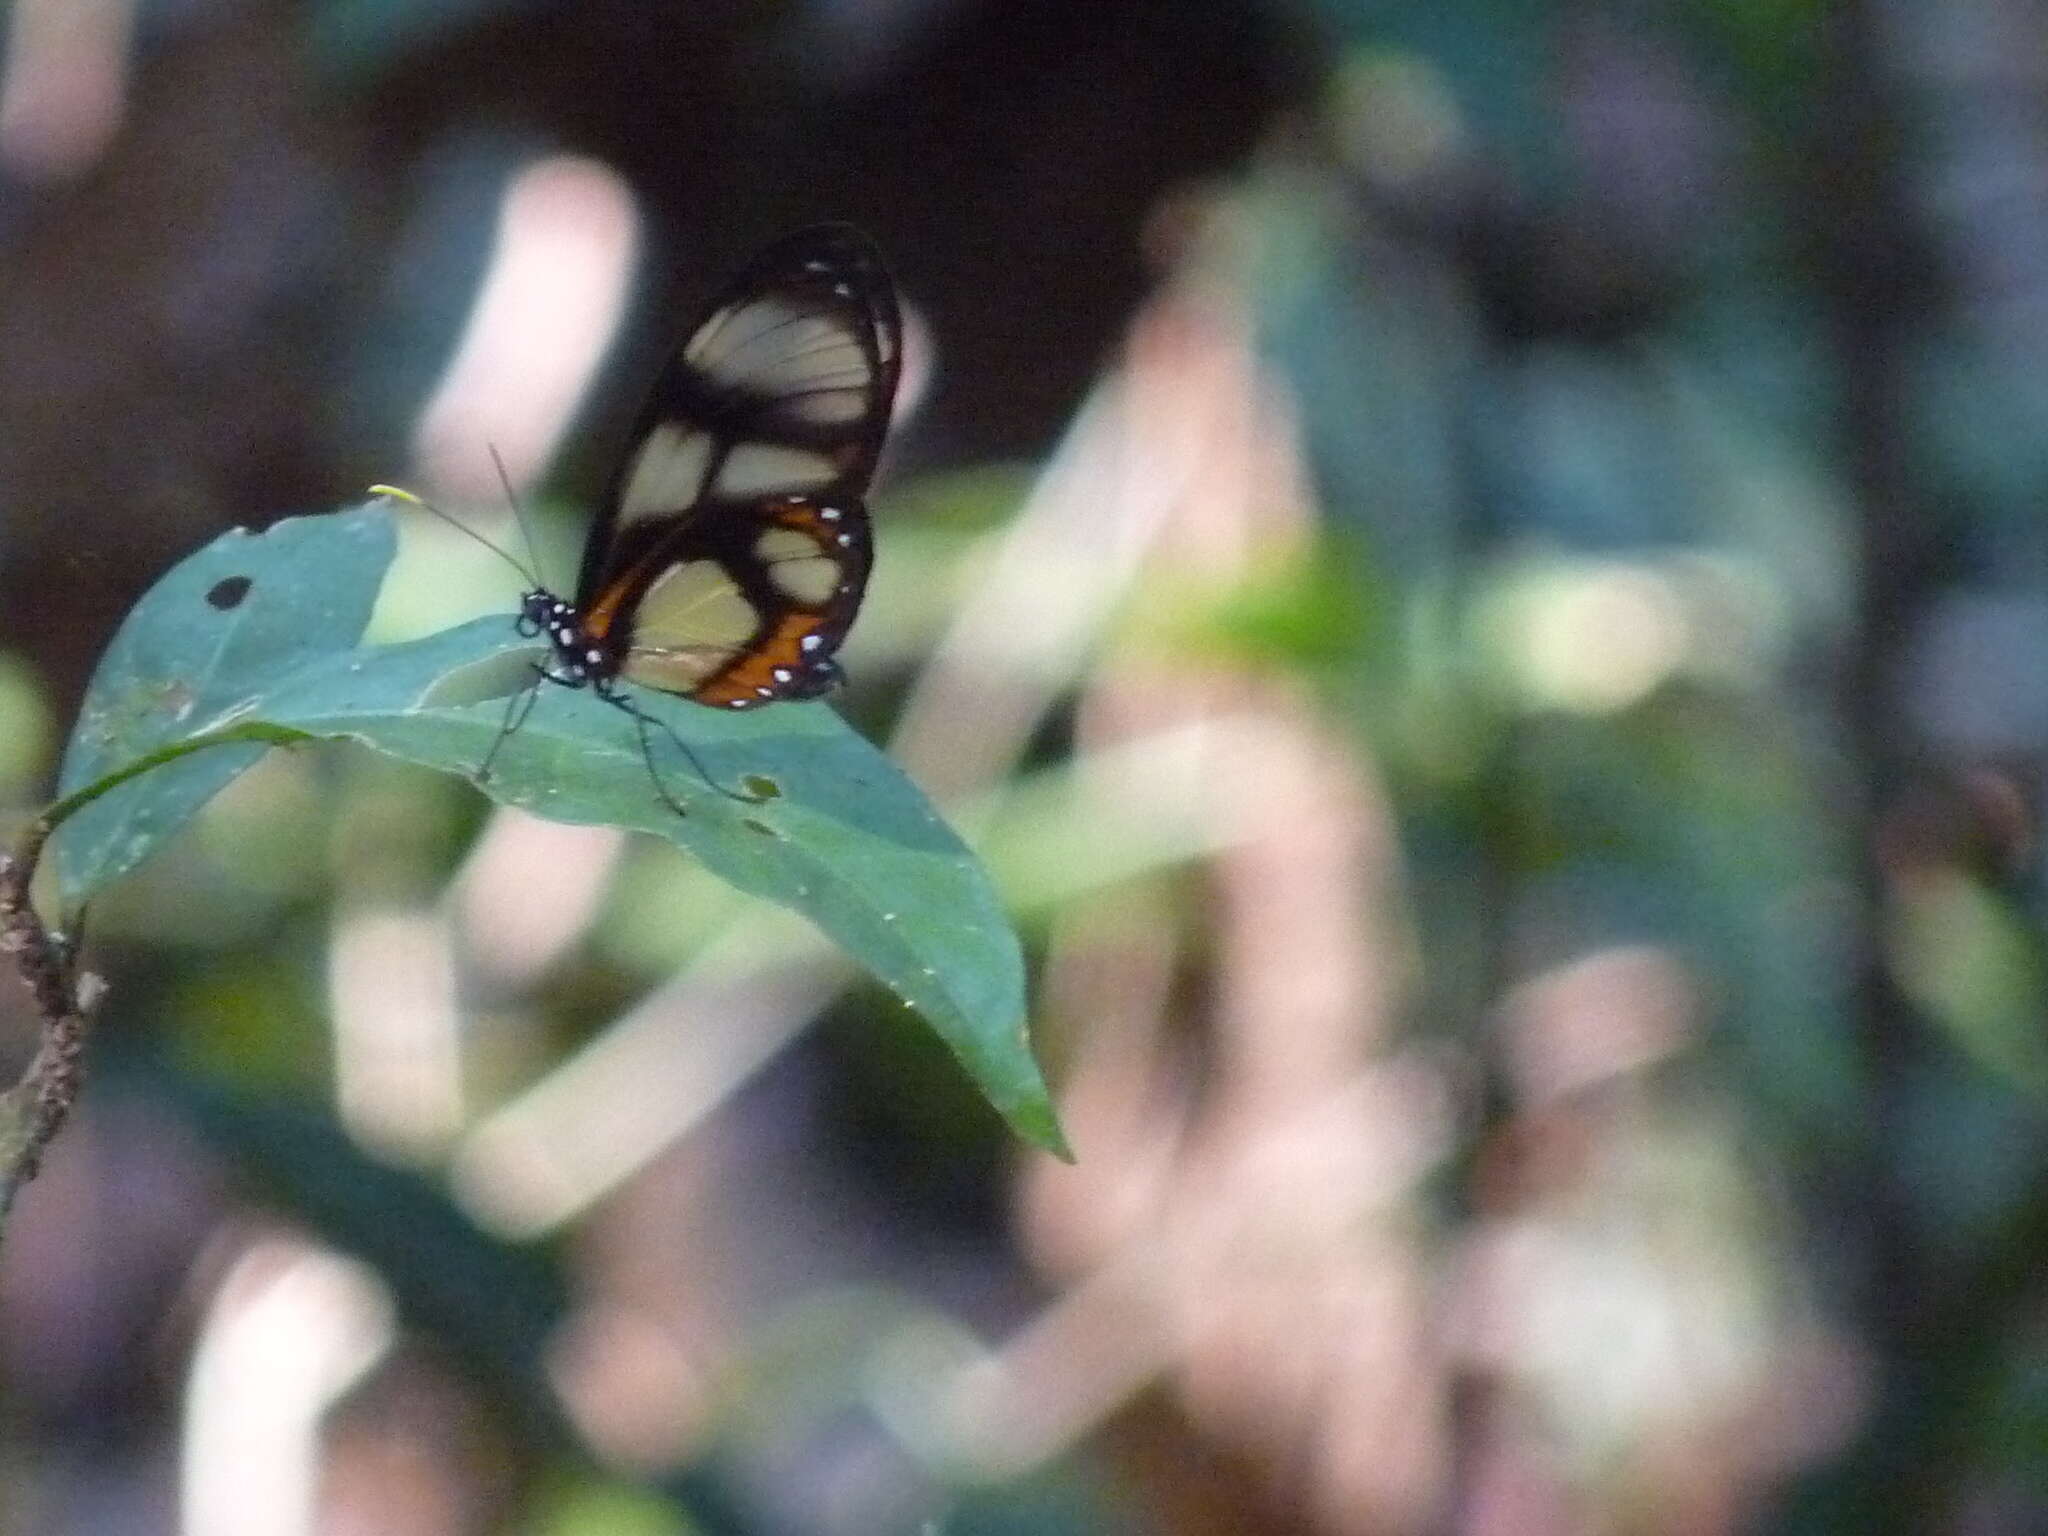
576 224 900 709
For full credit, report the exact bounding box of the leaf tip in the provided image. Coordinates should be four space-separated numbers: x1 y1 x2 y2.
1006 1094 1074 1163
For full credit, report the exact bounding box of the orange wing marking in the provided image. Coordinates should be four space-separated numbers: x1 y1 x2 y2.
690 606 832 707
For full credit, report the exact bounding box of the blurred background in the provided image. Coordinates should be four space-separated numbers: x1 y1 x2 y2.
0 0 2045 1532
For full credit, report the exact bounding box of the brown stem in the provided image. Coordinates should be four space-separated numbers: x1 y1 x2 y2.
0 815 105 1221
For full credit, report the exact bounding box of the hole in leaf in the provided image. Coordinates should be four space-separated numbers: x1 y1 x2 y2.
421 649 544 707
206 576 253 610
742 774 782 800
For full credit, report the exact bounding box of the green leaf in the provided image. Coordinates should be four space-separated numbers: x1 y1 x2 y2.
281 622 1061 1151
53 505 1065 1155
54 504 396 905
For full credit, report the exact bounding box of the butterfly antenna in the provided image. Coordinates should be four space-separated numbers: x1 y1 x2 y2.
488 444 552 591
370 483 539 586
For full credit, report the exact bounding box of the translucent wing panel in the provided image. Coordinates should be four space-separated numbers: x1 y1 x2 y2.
712 443 842 500
753 525 841 604
579 225 902 606
609 557 753 692
616 425 716 523
632 558 758 652
684 300 877 399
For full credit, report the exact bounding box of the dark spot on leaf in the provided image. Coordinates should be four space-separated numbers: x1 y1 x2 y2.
206 576 253 610
742 774 782 800
742 818 781 839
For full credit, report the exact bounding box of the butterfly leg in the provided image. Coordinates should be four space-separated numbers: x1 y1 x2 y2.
594 683 761 813
477 667 545 785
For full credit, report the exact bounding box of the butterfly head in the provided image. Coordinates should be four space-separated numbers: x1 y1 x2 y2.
518 589 608 685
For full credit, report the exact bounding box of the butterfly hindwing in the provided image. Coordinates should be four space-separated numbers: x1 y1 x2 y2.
593 492 873 706
574 225 899 708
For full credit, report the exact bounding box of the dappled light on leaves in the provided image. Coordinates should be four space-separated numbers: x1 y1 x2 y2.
1495 946 1692 1102
181 1238 395 1536
449 808 624 995
0 0 133 181
964 274 1452 1528
327 907 464 1161
449 943 847 1236
545 1303 713 1475
412 155 638 499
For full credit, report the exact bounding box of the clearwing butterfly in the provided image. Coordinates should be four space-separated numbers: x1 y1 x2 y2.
409 224 902 813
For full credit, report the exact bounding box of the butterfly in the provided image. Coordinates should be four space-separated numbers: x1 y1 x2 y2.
390 224 903 811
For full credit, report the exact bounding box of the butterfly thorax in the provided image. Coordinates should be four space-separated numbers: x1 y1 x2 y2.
518 588 612 688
